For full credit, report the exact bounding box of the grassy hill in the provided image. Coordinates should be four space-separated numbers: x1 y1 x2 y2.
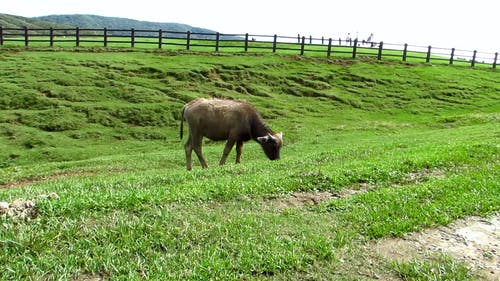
0 50 499 280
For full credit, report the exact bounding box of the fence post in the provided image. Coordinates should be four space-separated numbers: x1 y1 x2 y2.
244 33 249 52
215 32 220 52
327 38 332 57
0 26 3 46
24 26 29 46
449 48 455 64
403 43 408 61
377 41 383 60
471 50 477 67
76 27 80 47
426 46 432 63
131 28 135 48
49 27 54 47
300 36 305 55
103 27 108 47
493 52 498 69
158 29 162 49
352 39 358 58
309 35 312 44
272 34 277 53
186 31 191 50
297 34 300 44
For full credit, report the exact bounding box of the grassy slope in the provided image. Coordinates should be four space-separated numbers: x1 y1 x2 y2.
0 50 499 280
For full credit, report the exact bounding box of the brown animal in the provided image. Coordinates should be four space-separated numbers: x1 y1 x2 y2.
180 98 283 170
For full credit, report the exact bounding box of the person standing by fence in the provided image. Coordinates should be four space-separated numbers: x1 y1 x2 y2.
346 33 351 46
366 33 374 47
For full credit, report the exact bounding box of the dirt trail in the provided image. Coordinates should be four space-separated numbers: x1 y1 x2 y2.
270 190 499 280
373 214 499 280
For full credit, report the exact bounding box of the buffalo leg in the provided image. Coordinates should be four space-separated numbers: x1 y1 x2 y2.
187 134 208 169
220 139 236 166
235 141 243 163
193 139 208 169
184 136 193 171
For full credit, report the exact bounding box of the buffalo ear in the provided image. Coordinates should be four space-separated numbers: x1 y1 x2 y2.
276 132 283 140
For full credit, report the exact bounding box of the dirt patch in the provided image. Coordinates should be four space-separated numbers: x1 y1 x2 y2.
268 187 370 209
276 168 448 209
398 168 447 185
0 193 59 221
372 214 500 280
1 172 81 189
279 191 335 208
0 170 116 189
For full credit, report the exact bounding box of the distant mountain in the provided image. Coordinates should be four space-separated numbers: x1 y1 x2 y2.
0 13 73 31
35 14 226 39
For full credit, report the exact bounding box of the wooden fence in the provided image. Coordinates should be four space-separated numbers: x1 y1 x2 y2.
0 26 498 68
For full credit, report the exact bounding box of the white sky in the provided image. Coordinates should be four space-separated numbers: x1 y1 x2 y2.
2 0 499 53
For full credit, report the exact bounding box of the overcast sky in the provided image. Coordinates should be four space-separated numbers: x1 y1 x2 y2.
2 0 499 53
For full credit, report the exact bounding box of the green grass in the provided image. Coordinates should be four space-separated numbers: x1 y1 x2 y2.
393 255 474 281
0 49 499 280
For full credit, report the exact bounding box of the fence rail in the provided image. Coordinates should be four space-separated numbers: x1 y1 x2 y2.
0 26 498 68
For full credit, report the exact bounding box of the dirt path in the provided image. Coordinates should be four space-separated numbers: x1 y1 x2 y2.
269 191 499 280
373 214 499 280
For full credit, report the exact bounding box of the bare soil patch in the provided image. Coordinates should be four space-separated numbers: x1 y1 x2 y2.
0 193 59 221
267 189 360 209
268 185 370 209
0 169 123 190
372 214 500 280
273 191 335 208
267 182 498 280
0 171 88 189
274 168 448 209
399 168 447 185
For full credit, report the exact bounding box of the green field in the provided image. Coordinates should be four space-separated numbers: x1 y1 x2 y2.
0 49 499 280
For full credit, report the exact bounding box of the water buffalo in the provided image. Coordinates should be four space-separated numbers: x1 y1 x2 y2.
180 98 283 170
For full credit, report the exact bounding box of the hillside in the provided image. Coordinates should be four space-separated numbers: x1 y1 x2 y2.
0 13 73 30
36 14 223 39
0 50 499 280
1 13 225 39
0 51 498 170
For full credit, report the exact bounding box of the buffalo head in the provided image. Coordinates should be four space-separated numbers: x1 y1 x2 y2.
257 132 283 160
